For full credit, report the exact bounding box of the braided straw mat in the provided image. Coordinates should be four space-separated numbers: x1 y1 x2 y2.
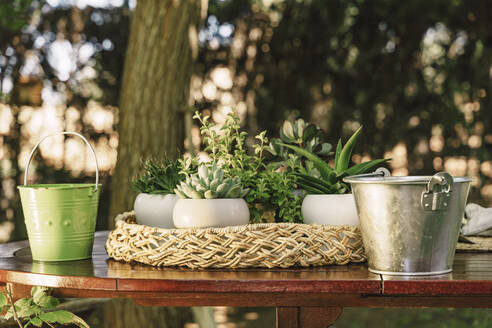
106 211 366 269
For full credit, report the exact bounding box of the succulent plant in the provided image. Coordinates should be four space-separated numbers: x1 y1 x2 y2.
174 163 250 199
267 118 332 160
280 126 390 194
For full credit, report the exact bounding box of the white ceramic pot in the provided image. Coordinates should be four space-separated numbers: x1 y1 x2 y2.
134 193 179 229
173 198 250 229
302 194 359 226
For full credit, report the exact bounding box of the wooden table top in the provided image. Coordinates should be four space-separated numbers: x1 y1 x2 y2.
1 231 492 308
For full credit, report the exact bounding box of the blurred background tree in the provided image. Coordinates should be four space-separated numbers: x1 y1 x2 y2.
0 0 491 326
109 0 205 222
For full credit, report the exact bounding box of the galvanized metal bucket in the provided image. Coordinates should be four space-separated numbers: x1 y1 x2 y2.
344 171 472 276
18 132 100 262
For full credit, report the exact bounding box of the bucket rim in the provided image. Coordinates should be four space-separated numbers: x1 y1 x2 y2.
17 183 102 190
343 175 473 184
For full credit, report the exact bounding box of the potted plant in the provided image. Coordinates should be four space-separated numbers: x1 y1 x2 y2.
173 162 250 228
133 159 186 229
192 111 304 224
280 126 389 226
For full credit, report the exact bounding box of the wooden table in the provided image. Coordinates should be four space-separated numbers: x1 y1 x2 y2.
1 231 492 327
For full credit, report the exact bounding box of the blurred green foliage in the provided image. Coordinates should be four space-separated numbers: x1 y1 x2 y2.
0 0 32 33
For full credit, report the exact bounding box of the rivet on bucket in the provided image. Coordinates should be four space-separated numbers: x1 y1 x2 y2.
17 132 101 262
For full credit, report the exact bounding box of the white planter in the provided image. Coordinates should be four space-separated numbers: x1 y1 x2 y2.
134 193 179 229
173 198 250 229
302 194 359 226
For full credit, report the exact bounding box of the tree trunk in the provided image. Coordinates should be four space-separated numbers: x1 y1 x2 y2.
106 0 204 325
109 0 203 224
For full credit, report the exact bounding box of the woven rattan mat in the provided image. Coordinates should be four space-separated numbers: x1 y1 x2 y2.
106 211 366 268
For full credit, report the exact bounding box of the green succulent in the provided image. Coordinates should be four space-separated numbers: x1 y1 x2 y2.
174 163 250 199
280 126 390 194
267 118 332 161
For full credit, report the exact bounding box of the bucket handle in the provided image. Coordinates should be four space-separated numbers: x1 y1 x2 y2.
421 172 453 211
24 132 99 193
426 172 453 193
347 167 391 179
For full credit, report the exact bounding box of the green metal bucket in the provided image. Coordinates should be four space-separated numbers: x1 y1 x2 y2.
18 132 101 262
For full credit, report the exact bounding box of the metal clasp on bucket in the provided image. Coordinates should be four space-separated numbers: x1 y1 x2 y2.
421 172 453 211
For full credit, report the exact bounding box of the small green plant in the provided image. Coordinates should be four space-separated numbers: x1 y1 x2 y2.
281 126 390 194
250 169 303 223
133 158 185 194
267 118 332 162
174 163 249 199
0 285 89 328
193 111 303 222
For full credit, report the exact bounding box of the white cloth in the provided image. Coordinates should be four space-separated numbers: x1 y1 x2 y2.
462 203 492 236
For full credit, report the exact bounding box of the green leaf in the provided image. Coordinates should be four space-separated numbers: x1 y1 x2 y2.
0 293 7 307
14 298 33 317
72 313 91 328
278 143 333 179
301 124 317 143
334 139 343 173
36 295 59 309
49 310 73 324
4 306 14 320
29 317 43 327
38 312 57 322
31 286 48 304
337 126 363 173
295 119 305 139
328 171 338 184
340 158 390 177
281 121 295 141
294 173 335 194
25 305 42 317
316 143 332 156
43 310 90 328
297 184 326 195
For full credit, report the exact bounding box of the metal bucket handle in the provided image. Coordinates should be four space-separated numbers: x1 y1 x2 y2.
426 172 453 193
421 172 453 211
24 132 99 193
347 167 391 179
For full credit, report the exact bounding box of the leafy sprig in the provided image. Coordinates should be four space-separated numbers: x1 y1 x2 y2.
0 285 89 328
246 169 303 223
193 111 302 223
132 159 185 194
193 111 264 172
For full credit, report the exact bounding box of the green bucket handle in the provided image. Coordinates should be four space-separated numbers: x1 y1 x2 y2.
24 131 99 193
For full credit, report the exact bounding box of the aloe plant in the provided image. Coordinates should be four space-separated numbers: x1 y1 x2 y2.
280 126 390 194
174 163 250 199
